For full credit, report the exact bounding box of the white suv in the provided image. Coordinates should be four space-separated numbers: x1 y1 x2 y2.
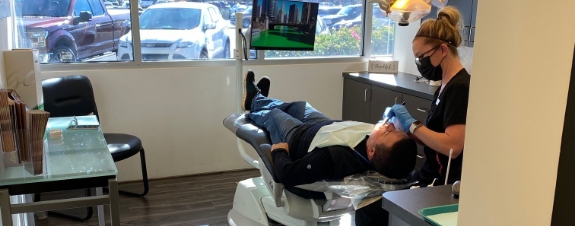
117 2 230 61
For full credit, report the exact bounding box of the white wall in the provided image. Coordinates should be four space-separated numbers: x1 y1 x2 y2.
43 62 366 181
0 17 10 87
393 20 420 75
458 1 575 225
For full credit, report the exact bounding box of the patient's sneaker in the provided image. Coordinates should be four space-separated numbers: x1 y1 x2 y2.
242 71 259 111
257 76 270 97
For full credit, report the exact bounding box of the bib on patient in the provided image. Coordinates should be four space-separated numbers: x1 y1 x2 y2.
307 121 374 153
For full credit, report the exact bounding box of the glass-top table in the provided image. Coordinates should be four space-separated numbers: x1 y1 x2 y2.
0 115 117 186
0 115 121 226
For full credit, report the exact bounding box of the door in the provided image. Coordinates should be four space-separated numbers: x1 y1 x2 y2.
342 79 371 123
71 0 97 59
369 86 402 124
89 0 114 54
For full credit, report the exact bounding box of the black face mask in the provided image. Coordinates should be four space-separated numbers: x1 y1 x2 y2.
416 47 445 81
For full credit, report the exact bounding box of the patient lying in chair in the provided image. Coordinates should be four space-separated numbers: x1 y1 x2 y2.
242 72 418 226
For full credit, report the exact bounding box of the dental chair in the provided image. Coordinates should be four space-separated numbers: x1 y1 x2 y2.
224 114 355 226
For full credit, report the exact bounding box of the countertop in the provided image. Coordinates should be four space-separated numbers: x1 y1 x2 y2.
382 185 459 226
342 72 439 101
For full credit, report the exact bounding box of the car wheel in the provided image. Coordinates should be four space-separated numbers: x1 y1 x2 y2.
50 46 76 63
223 40 230 58
243 18 250 28
200 49 209 60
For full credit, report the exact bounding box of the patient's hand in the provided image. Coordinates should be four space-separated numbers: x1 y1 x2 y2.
272 143 289 154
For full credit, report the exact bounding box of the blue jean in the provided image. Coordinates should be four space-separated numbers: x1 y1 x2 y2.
246 94 331 144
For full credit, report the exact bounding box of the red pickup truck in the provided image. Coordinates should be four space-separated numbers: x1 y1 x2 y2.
18 0 131 63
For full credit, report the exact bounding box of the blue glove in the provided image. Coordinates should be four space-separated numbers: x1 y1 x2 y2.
386 104 416 133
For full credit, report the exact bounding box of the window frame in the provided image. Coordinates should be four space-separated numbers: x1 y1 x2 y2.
38 0 391 71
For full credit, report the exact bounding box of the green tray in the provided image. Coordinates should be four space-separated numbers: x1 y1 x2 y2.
418 204 459 226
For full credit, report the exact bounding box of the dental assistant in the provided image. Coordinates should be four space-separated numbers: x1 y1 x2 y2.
388 6 471 186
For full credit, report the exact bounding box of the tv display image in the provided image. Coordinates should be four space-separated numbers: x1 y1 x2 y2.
250 0 319 51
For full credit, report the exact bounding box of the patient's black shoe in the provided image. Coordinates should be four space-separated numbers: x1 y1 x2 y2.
257 76 270 97
242 71 259 111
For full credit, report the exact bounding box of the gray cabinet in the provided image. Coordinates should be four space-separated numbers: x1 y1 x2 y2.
342 79 371 123
421 0 478 48
370 86 403 124
402 94 432 124
402 94 433 170
343 77 434 171
469 0 478 47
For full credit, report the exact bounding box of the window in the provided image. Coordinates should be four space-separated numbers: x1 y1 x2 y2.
370 3 394 56
265 1 365 58
11 0 395 64
73 0 93 17
12 0 134 63
89 0 105 16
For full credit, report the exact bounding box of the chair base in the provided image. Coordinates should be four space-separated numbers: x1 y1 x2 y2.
228 177 346 226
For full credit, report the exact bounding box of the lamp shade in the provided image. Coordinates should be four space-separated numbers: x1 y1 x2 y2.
370 0 432 26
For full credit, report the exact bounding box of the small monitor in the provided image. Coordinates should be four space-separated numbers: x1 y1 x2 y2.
249 0 319 51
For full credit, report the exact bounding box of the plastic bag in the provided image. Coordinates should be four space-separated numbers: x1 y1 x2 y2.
324 170 418 209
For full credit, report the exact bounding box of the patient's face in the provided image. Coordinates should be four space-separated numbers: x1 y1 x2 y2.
367 123 408 159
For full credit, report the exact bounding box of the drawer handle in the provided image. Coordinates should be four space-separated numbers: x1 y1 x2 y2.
417 108 428 113
417 155 424 159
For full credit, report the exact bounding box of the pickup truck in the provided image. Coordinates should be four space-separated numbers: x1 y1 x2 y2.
19 0 131 63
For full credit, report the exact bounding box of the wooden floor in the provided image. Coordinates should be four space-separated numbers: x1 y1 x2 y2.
34 169 356 226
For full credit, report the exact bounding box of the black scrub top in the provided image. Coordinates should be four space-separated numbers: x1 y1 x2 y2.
418 68 471 186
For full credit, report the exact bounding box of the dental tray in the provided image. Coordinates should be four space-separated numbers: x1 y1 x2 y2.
418 204 459 226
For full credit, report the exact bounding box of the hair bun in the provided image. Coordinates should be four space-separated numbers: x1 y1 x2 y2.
437 6 462 27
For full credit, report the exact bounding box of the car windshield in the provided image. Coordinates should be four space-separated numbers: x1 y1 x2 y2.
337 6 354 15
318 8 333 16
140 8 201 30
20 0 71 17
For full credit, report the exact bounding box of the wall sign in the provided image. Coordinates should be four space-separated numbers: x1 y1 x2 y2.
368 60 399 74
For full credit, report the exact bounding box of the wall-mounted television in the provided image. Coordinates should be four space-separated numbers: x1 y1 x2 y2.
249 0 319 51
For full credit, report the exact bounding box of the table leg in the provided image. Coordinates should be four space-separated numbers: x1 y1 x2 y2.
0 189 13 226
108 179 120 226
96 187 105 226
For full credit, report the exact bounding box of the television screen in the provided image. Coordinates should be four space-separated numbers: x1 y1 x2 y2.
250 0 319 51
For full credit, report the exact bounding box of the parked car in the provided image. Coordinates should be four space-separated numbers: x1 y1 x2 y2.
318 6 341 18
316 16 330 35
104 0 120 5
322 4 362 29
230 4 247 13
116 2 145 14
332 7 390 30
140 0 153 8
230 6 251 28
117 2 230 60
19 0 131 63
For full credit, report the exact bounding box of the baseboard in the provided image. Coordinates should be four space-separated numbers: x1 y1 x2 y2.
118 168 259 184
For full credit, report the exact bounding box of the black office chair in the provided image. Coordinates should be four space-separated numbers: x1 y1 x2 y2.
37 75 149 221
